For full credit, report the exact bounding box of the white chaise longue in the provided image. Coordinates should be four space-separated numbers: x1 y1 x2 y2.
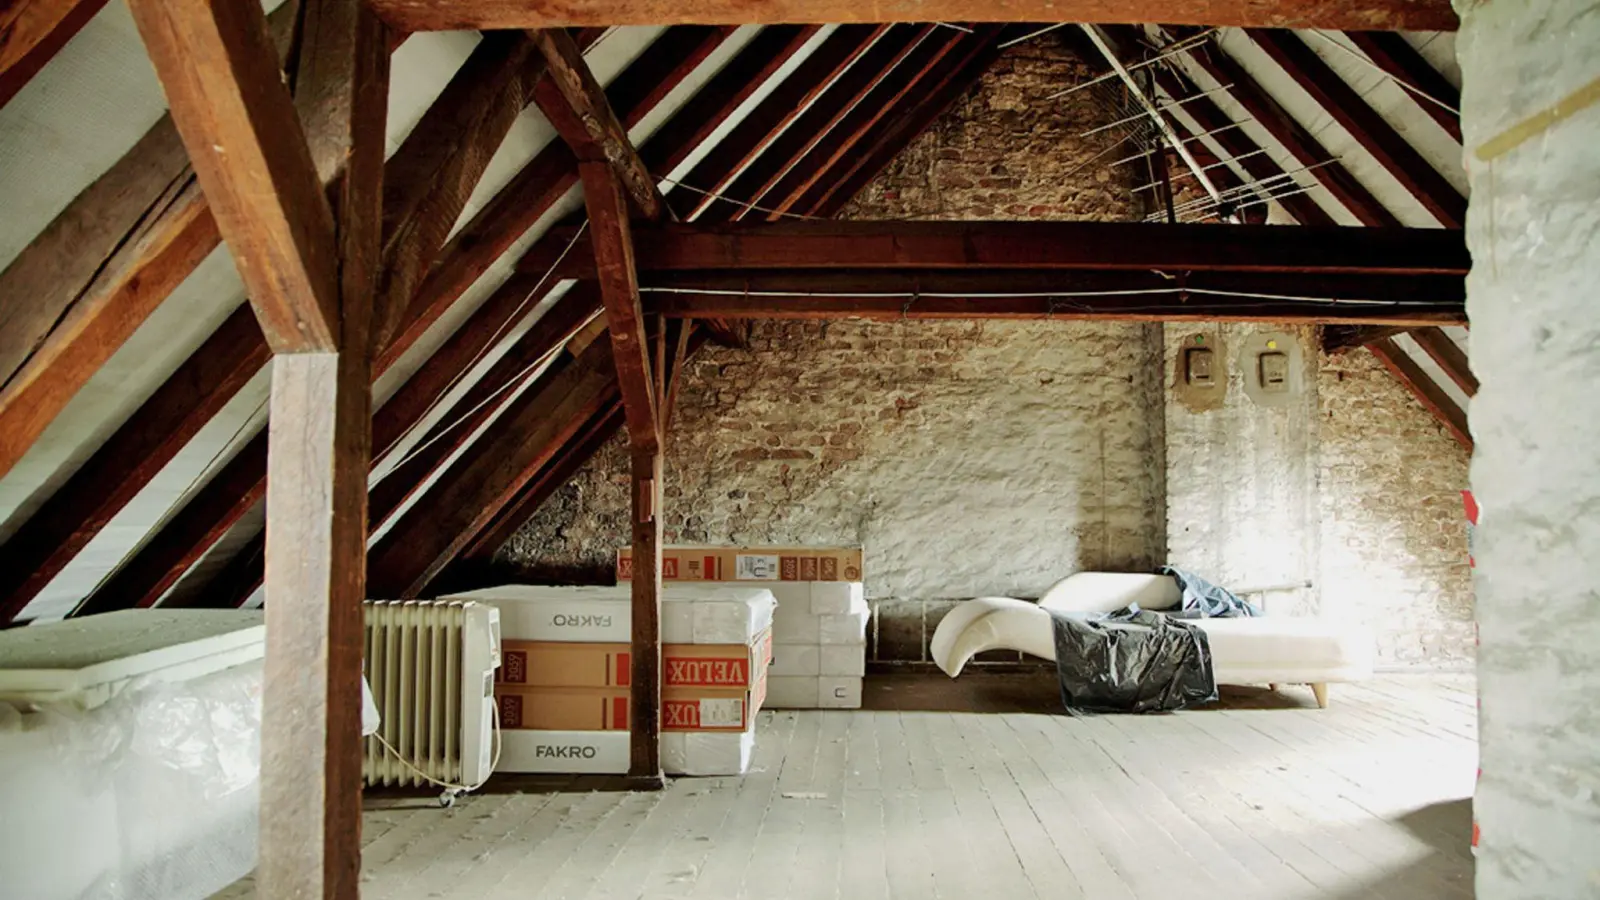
930 572 1374 708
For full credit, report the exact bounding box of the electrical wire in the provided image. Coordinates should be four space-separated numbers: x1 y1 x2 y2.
638 285 1451 308
1047 28 1219 100
1307 30 1461 116
370 700 503 796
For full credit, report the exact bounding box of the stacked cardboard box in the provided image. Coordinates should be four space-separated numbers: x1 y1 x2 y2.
618 546 867 709
443 584 774 775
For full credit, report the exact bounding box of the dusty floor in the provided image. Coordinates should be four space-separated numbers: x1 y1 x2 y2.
217 673 1477 899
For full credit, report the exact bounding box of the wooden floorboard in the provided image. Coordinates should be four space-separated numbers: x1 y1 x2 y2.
215 674 1476 899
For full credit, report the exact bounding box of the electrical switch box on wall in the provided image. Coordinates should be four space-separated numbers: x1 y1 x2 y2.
1240 331 1302 407
1174 332 1225 412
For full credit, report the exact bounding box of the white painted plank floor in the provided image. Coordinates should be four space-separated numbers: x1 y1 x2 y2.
215 674 1477 900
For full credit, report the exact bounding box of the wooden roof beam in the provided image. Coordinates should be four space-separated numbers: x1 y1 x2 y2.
1369 337 1471 449
0 0 111 110
1411 326 1477 396
1247 28 1466 228
545 220 1471 277
127 0 342 353
367 0 1460 32
531 28 665 220
581 162 659 452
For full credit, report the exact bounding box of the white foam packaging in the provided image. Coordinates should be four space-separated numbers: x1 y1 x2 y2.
819 610 870 645
445 584 775 644
819 645 866 677
765 676 821 708
818 676 863 709
662 726 758 776
809 582 866 615
768 644 821 676
772 595 823 644
499 729 630 774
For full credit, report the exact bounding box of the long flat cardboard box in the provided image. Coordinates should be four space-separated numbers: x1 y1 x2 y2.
498 631 772 690
497 678 767 732
443 584 774 644
618 546 863 583
498 729 629 774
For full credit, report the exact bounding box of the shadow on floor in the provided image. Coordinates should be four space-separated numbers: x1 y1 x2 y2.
1330 798 1476 899
862 668 1321 713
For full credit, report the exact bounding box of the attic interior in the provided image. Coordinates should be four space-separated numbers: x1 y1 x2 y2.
0 0 1594 897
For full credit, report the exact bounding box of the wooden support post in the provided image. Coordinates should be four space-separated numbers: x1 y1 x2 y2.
631 445 664 782
129 0 387 894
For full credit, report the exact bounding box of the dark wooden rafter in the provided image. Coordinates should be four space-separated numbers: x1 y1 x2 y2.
1369 338 1471 448
190 285 605 610
802 27 1007 217
1410 326 1476 396
372 31 553 351
1323 323 1410 352
756 25 970 217
1344 31 1460 142
0 1 327 481
580 162 660 450
530 28 665 219
0 0 111 110
1169 27 1401 228
366 338 619 598
1246 29 1465 228
549 220 1470 276
672 25 881 219
699 25 928 224
366 0 1460 32
45 25 728 622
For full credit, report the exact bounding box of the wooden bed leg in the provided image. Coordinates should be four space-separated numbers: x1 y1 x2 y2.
1310 682 1330 709
1269 683 1280 692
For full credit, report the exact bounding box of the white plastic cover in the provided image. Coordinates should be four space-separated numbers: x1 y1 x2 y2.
0 660 263 900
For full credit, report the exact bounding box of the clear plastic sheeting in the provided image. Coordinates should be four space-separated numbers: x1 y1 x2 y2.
0 660 262 900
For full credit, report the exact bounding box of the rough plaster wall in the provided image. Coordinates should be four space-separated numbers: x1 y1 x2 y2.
1318 347 1473 668
502 38 1166 662
1455 1 1600 895
1163 324 1321 618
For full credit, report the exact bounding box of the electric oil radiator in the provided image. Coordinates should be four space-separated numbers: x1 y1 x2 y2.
362 601 501 802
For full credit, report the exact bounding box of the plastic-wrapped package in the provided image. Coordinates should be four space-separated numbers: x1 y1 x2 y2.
0 660 263 900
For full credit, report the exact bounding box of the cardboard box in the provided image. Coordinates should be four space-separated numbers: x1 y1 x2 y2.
662 725 757 776
819 611 870 645
444 584 775 644
498 680 767 733
765 675 819 709
498 729 629 774
499 631 772 690
618 546 863 583
768 643 821 677
809 582 866 615
818 644 865 677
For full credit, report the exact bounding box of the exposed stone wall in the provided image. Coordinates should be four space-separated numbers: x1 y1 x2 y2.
1317 345 1473 667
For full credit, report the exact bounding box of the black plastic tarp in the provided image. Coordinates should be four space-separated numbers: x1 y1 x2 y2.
1048 607 1218 715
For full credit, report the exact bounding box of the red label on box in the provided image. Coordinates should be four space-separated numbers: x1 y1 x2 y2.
499 694 523 729
663 557 679 578
666 656 749 687
780 556 799 580
799 557 819 580
502 649 528 684
618 555 634 579
820 557 838 580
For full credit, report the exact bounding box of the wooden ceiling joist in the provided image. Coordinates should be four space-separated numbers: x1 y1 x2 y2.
1247 28 1466 228
366 0 1460 32
1171 27 1401 228
1369 337 1471 449
1323 323 1411 352
1411 326 1477 396
0 0 111 110
548 220 1470 276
